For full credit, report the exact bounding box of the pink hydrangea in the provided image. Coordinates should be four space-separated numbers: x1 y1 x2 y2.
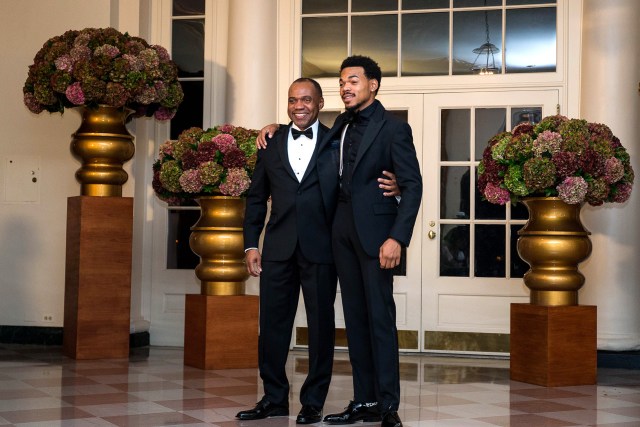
557 176 588 204
212 133 237 154
54 54 74 72
153 107 175 121
219 168 250 196
612 183 633 203
483 182 511 205
65 82 85 105
179 169 203 193
604 157 625 184
218 124 235 133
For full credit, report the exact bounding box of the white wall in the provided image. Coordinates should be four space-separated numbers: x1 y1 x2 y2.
0 1 111 327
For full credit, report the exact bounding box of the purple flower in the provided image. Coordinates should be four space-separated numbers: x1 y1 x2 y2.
557 176 588 204
483 182 511 205
153 107 175 121
179 169 203 193
222 147 247 169
65 82 85 105
612 183 633 203
54 54 74 72
23 93 44 113
213 134 237 154
532 130 562 156
603 157 624 184
219 168 250 196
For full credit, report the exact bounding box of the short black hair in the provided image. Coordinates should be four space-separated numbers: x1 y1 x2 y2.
292 77 323 98
340 55 382 93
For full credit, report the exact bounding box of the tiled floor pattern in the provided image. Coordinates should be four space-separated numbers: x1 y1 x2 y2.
0 345 639 426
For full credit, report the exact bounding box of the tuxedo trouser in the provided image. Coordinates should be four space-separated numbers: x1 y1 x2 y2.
332 199 401 411
259 245 337 408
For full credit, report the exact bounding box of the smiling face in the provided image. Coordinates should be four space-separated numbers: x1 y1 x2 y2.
339 66 378 112
287 81 324 130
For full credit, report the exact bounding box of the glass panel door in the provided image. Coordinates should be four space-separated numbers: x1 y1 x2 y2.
421 90 559 354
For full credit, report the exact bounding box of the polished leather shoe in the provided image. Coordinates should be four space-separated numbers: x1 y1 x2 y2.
296 405 322 424
236 399 289 420
381 411 402 427
323 401 381 424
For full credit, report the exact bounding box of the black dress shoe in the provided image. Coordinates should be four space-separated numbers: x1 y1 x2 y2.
381 411 402 427
236 398 289 420
296 405 322 424
323 401 381 424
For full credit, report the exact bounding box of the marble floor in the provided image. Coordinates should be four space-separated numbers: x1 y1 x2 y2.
0 344 639 426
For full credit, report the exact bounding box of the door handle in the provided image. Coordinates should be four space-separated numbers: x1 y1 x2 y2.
428 230 436 240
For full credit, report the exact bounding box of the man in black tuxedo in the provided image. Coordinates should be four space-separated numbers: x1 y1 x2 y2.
319 56 422 427
238 78 399 424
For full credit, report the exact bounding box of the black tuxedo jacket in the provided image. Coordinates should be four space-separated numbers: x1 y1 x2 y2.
243 123 334 264
317 101 422 258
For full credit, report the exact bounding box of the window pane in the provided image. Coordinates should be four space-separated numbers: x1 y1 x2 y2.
441 109 470 161
352 0 397 12
440 224 469 277
454 0 501 7
441 224 469 277
475 224 505 277
167 209 200 269
403 0 449 10
170 81 203 139
173 0 204 15
302 17 347 78
475 108 505 161
453 10 501 75
511 224 528 278
506 8 556 73
507 0 556 5
511 202 529 220
352 15 398 76
172 19 205 77
512 107 542 126
402 13 449 76
441 166 469 219
302 0 347 14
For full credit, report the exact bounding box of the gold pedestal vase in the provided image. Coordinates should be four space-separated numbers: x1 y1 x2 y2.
517 197 592 306
70 106 135 197
189 196 249 295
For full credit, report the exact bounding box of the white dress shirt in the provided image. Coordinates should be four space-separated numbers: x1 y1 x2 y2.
288 120 319 182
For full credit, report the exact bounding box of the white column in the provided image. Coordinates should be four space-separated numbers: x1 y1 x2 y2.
225 0 278 129
579 0 640 350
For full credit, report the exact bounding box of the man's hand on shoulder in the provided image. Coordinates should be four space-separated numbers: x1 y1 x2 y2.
256 124 280 149
379 171 401 197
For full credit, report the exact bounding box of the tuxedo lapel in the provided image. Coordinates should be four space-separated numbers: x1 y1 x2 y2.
276 124 298 181
354 106 386 172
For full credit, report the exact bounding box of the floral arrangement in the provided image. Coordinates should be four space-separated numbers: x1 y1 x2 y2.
478 115 634 206
23 27 183 120
152 125 259 204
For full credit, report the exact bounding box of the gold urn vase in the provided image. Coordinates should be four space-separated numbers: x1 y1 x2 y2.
189 196 249 295
70 106 135 197
517 197 592 306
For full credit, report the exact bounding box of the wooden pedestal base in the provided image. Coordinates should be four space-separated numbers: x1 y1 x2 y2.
184 294 259 369
63 196 133 359
510 303 597 387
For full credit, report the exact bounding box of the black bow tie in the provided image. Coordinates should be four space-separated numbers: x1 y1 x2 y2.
291 127 313 140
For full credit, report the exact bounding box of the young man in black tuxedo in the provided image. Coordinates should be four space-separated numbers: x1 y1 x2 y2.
238 78 399 424
317 56 423 427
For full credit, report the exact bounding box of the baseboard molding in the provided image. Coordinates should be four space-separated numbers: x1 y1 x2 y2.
0 326 149 348
597 350 640 370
